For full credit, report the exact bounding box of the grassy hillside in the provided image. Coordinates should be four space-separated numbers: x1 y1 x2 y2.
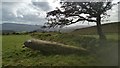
72 22 119 35
2 22 118 66
2 35 101 66
29 22 119 66
3 34 118 66
31 32 118 65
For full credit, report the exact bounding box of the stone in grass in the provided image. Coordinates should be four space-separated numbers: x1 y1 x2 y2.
23 39 88 55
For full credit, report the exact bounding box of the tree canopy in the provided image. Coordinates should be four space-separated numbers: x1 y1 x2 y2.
46 2 115 27
45 1 119 40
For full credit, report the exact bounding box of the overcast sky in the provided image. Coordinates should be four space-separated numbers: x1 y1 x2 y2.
1 0 119 26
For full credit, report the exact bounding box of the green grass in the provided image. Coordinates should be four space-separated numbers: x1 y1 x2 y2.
31 32 118 65
2 31 118 66
31 32 98 49
72 22 119 35
2 35 31 66
80 33 118 41
2 22 119 66
2 35 100 66
0 35 2 67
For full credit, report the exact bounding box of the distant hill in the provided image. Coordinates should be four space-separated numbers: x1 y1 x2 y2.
1 30 15 34
0 23 42 32
61 25 90 32
43 25 90 32
72 22 119 35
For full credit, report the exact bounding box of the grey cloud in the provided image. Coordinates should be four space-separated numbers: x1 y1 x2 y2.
2 7 16 21
0 2 2 21
2 9 46 25
2 2 48 25
21 14 46 24
2 1 118 26
118 4 120 21
32 2 51 11
2 2 19 22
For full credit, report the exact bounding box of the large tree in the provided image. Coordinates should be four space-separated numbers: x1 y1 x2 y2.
46 1 118 40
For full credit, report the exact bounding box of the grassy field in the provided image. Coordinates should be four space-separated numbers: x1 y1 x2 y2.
2 35 99 66
2 33 118 66
72 22 119 35
2 22 119 66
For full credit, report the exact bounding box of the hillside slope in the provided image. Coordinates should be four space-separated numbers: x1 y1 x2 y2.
72 22 119 35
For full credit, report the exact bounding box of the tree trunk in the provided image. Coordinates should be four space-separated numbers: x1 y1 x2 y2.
96 15 106 40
